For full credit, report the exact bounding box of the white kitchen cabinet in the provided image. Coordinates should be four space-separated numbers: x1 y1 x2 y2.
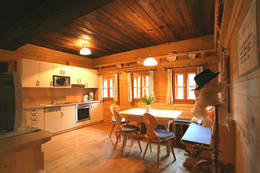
24 108 44 129
53 63 71 76
39 61 53 87
70 66 86 85
85 69 98 88
18 59 40 87
90 103 103 122
44 107 62 133
44 105 75 133
61 105 76 130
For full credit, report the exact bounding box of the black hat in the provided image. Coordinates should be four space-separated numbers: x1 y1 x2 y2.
193 69 219 90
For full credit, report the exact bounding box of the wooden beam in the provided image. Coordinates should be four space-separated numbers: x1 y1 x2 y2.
93 35 214 67
0 0 115 50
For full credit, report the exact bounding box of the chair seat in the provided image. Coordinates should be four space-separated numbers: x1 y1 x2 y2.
112 118 126 124
122 125 139 133
155 129 175 140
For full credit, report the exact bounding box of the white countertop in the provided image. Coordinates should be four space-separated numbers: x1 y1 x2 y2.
23 100 102 110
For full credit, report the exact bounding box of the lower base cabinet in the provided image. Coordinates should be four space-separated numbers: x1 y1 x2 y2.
90 103 103 122
45 105 76 133
61 106 76 131
24 103 103 133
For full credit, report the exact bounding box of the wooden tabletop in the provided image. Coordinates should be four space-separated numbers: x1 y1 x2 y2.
119 108 183 120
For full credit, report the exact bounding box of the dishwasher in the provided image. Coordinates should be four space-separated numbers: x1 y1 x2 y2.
44 106 61 133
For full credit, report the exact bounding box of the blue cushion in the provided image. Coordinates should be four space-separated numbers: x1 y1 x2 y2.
112 118 126 124
155 129 175 140
122 125 139 133
175 119 191 124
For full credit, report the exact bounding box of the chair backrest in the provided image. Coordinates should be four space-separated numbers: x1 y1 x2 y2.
113 109 123 132
110 104 120 121
143 113 159 140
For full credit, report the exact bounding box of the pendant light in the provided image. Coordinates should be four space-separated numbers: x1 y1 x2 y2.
143 57 158 66
143 29 157 66
80 44 91 55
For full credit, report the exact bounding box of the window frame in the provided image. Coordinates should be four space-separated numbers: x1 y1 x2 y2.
103 75 114 100
132 72 150 101
173 69 196 104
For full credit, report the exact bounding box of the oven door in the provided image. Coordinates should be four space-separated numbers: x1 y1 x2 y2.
76 104 90 122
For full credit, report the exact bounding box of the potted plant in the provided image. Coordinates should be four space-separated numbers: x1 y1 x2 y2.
142 94 155 113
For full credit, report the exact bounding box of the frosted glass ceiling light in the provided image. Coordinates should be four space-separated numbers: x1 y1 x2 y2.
80 44 91 55
143 57 158 66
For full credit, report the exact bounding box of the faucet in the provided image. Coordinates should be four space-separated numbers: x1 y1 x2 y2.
51 98 56 104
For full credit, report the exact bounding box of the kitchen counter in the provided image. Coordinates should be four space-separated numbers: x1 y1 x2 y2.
0 129 52 172
23 100 102 110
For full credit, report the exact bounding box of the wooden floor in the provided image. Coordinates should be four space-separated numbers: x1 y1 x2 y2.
42 123 190 173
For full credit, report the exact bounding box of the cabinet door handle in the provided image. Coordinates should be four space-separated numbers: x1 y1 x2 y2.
61 112 64 118
36 80 39 86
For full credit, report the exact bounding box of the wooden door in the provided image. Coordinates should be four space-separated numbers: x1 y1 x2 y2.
39 61 53 87
61 105 76 130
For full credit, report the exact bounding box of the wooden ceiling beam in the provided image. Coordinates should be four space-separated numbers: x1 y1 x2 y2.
0 0 115 50
93 35 214 68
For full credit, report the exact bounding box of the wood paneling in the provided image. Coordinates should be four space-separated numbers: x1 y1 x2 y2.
218 0 260 172
102 58 219 123
0 43 93 69
0 0 115 50
93 35 214 67
30 0 214 58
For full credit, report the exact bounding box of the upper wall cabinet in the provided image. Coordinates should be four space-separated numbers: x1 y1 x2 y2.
39 61 53 87
18 59 40 87
70 66 85 85
85 69 98 88
70 67 98 88
18 58 99 88
53 63 71 76
18 59 54 88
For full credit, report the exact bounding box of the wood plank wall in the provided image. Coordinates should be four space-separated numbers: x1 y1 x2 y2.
101 58 219 123
219 0 260 172
0 43 93 68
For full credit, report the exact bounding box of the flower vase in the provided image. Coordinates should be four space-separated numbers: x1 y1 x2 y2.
146 105 151 113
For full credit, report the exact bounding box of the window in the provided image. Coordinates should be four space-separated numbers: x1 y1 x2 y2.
174 71 196 103
103 77 114 99
133 72 150 100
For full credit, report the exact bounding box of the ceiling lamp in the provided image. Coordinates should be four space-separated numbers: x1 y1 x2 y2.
80 44 91 55
143 28 158 66
143 57 158 66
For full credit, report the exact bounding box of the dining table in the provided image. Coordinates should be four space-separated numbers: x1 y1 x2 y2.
119 108 183 132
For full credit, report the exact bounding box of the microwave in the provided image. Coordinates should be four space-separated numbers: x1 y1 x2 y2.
53 75 70 86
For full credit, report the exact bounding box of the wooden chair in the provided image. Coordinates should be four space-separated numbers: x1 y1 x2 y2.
142 113 176 167
109 104 126 137
113 109 142 156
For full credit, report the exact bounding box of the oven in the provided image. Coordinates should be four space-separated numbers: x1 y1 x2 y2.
76 103 90 123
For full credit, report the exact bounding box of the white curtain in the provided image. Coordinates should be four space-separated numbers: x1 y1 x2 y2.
149 70 154 96
113 73 119 103
127 72 133 102
98 75 103 101
166 69 174 104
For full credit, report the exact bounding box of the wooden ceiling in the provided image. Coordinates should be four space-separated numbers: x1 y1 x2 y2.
1 0 215 59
